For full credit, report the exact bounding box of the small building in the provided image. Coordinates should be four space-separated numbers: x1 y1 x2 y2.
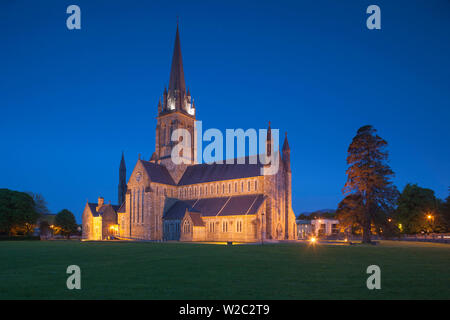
296 220 312 239
82 197 120 240
311 219 339 237
296 218 340 239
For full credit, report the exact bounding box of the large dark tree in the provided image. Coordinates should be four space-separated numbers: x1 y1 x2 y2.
343 125 399 243
54 209 77 239
396 183 441 234
0 189 39 235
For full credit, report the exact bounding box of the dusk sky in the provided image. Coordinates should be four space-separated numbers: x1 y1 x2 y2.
1 0 449 222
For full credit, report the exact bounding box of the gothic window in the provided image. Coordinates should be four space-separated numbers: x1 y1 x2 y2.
132 190 135 224
255 180 258 191
199 186 202 196
137 189 140 224
228 184 231 193
241 182 244 192
205 186 207 195
236 220 243 233
222 220 228 232
235 182 237 192
141 188 145 224
248 181 251 191
222 184 225 194
183 221 191 234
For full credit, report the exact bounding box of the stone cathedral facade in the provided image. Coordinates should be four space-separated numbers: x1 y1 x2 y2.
82 26 296 242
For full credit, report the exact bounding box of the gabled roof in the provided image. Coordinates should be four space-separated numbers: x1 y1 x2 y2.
117 202 126 213
141 160 176 185
87 203 120 217
163 199 198 220
188 212 205 227
178 158 263 185
163 194 266 220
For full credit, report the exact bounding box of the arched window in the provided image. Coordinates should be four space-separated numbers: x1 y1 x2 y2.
228 184 231 193
235 182 237 192
184 221 191 234
241 182 244 192
137 189 141 224
141 187 145 224
236 220 243 232
255 180 258 191
248 181 251 191
222 220 228 232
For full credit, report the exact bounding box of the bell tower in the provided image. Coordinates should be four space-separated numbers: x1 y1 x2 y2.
154 24 197 183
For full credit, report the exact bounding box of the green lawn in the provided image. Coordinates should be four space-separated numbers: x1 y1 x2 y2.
0 240 449 299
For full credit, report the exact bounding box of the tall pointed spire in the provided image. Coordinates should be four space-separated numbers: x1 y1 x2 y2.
282 132 290 151
118 152 127 205
168 24 186 94
266 121 272 157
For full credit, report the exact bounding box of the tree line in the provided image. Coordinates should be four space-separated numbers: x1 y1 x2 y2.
0 189 78 238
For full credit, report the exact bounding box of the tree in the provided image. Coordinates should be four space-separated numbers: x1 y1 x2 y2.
443 188 450 231
343 125 399 243
54 209 77 239
26 192 50 216
396 184 441 234
336 194 364 235
0 189 39 235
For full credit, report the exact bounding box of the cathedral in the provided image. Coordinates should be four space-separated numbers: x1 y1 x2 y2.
82 26 296 242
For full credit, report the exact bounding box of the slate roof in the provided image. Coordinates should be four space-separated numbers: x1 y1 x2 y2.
163 194 266 221
141 161 176 185
189 212 205 226
140 155 264 186
177 159 263 185
87 203 121 217
163 199 198 220
117 202 126 213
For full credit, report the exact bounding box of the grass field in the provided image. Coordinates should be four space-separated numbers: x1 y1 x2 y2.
0 240 449 299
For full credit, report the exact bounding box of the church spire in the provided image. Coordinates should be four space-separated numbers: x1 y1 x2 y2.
266 121 272 157
282 132 291 172
118 152 127 205
282 132 290 152
168 24 186 95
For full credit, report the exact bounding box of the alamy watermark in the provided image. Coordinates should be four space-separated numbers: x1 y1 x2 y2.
169 121 281 175
66 265 81 290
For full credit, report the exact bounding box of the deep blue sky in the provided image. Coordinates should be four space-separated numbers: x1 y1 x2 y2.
1 1 449 223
